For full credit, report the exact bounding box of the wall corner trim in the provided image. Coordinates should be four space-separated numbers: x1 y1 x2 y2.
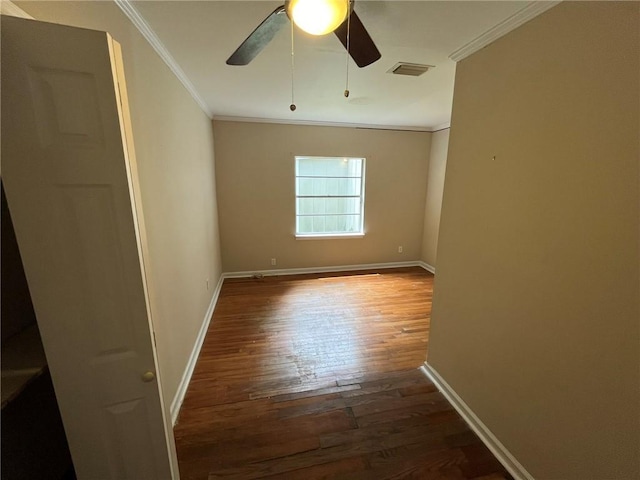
420 362 535 480
417 261 435 274
449 1 561 62
113 0 212 119
170 274 224 425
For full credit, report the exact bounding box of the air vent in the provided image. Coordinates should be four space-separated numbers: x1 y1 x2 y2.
388 62 433 77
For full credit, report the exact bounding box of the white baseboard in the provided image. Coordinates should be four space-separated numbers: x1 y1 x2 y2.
223 260 423 279
418 261 436 274
170 274 224 425
420 362 534 480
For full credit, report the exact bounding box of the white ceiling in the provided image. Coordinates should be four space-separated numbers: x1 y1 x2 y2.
130 1 534 130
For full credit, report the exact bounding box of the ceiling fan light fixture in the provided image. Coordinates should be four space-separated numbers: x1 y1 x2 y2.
287 0 349 36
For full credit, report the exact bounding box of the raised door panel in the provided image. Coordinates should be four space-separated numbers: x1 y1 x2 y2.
1 15 173 479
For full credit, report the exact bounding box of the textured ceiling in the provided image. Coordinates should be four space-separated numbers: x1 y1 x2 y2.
131 1 532 130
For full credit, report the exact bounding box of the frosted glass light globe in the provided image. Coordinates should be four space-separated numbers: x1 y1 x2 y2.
287 0 349 36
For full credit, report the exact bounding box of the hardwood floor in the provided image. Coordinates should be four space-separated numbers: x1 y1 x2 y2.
174 267 511 480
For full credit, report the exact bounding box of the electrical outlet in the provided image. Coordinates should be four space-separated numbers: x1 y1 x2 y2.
271 258 277 266
398 246 403 253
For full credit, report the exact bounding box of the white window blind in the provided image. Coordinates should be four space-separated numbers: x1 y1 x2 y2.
295 156 366 236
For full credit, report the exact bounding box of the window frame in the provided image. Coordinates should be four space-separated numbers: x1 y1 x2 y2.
294 156 366 239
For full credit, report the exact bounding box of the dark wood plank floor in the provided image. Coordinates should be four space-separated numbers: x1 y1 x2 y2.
174 267 511 480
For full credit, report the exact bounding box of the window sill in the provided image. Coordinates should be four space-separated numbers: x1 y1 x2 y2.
295 233 365 240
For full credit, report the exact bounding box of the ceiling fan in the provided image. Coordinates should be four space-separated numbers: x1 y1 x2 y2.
226 0 381 68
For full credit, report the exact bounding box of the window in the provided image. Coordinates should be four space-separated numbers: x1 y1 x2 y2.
295 156 366 237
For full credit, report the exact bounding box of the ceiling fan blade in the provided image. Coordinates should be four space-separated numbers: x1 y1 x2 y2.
334 10 381 68
226 5 288 66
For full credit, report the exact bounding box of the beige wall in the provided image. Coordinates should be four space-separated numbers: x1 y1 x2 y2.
17 1 222 410
421 128 449 268
428 2 639 479
213 121 431 272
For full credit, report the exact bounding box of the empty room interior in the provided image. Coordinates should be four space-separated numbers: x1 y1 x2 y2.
1 1 638 480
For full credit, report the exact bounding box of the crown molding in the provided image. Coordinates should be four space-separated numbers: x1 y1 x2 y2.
212 115 441 133
113 0 212 118
449 1 562 62
1 0 34 19
431 122 451 132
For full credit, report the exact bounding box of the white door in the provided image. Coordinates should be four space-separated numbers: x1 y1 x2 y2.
1 15 176 479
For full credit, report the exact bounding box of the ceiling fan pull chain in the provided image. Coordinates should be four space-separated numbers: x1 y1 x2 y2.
290 19 297 111
344 0 351 98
